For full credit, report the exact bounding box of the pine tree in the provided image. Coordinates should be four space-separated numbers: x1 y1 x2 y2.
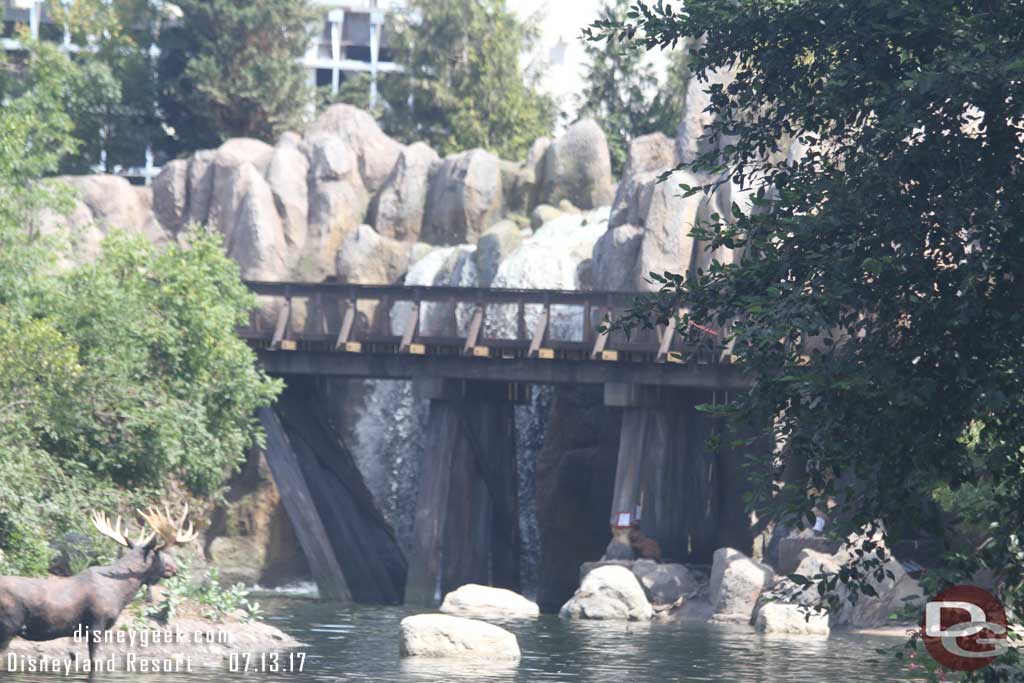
578 0 692 175
379 0 556 160
157 0 318 152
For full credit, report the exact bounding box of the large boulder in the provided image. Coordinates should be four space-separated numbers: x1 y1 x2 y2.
336 224 415 285
205 138 275 241
60 175 149 234
622 132 676 177
539 119 615 210
832 536 924 628
473 220 523 287
186 149 217 226
264 143 310 251
306 104 403 193
399 614 520 660
591 223 643 290
578 560 701 607
440 584 540 620
370 142 439 242
226 165 289 281
303 135 369 280
631 560 701 606
755 603 830 637
152 158 189 233
709 547 774 624
559 565 653 621
422 149 504 245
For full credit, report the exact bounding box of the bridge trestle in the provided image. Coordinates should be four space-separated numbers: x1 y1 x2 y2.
405 379 523 604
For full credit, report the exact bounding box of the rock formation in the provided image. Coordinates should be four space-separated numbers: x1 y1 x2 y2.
559 564 653 621
399 614 521 659
439 583 540 620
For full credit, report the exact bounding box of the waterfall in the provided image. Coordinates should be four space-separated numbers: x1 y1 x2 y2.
351 245 478 553
350 209 608 595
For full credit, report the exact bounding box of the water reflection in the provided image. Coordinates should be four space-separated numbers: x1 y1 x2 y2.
2 597 915 683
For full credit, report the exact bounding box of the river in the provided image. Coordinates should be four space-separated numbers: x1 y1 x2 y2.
3 593 919 683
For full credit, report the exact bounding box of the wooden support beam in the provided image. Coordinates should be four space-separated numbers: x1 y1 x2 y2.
463 306 484 355
270 299 292 350
334 299 356 350
257 408 351 601
399 302 420 353
656 320 675 363
591 308 611 359
528 304 550 358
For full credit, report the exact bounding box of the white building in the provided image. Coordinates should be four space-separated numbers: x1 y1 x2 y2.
304 0 404 109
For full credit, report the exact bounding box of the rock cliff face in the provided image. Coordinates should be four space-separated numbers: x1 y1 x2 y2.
44 101 745 605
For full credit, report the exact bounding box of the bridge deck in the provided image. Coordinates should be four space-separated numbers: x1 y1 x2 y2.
242 282 747 389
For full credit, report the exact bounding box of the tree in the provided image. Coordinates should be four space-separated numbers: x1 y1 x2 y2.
590 0 1024 664
0 40 280 576
45 0 167 173
157 0 318 151
578 0 691 175
377 0 556 160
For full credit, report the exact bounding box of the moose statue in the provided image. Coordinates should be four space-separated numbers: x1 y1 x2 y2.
0 505 198 661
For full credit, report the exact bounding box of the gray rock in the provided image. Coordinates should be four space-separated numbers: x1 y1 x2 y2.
399 614 520 660
336 224 414 285
499 158 535 215
370 142 439 242
560 565 653 621
473 220 523 286
530 204 563 230
637 171 706 288
755 603 830 637
303 136 369 280
592 223 643 290
186 149 217 226
440 584 539 620
205 138 275 241
540 119 615 210
227 165 289 281
60 174 148 233
709 547 774 624
152 159 189 233
265 143 310 250
632 560 701 606
623 132 676 177
422 149 504 245
307 104 403 193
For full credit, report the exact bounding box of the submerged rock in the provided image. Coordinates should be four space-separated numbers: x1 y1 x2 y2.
560 565 653 621
755 603 830 637
440 584 539 620
399 614 520 660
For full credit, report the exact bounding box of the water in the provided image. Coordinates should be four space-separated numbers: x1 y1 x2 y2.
4 596 918 682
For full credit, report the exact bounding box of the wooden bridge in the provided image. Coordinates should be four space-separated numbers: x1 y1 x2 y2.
243 281 754 607
240 281 746 390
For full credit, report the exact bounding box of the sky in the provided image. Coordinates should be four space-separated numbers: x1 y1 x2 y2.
510 0 606 111
509 0 668 124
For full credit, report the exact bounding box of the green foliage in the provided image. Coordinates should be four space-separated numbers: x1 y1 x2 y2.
157 0 318 150
592 2 1024 674
377 0 556 159
139 563 262 624
43 0 165 173
0 39 280 574
578 0 692 175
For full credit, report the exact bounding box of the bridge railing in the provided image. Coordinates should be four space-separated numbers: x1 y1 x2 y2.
239 281 731 365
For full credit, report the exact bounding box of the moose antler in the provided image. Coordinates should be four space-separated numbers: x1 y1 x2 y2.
137 504 198 549
91 511 130 548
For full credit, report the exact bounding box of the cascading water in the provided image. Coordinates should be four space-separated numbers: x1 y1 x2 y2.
350 209 608 596
351 245 478 553
485 209 608 597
